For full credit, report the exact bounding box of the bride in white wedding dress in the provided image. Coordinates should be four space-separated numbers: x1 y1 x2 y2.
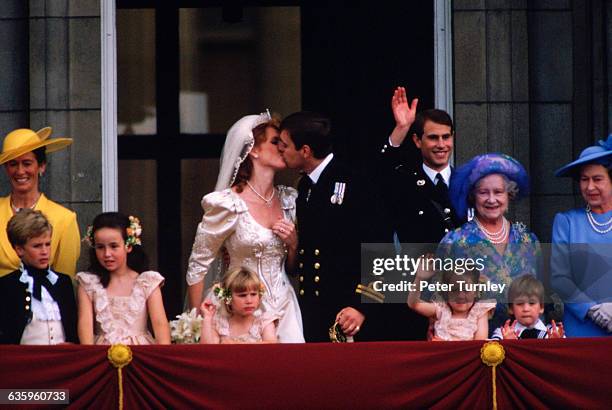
186 112 304 343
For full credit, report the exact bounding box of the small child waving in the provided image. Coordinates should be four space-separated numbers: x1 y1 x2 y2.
408 257 496 341
0 209 77 344
200 267 277 344
491 274 564 340
77 212 170 345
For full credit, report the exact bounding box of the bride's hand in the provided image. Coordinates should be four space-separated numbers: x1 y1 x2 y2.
272 218 297 250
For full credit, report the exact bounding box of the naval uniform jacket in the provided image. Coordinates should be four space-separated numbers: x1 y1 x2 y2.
296 156 392 342
0 269 78 344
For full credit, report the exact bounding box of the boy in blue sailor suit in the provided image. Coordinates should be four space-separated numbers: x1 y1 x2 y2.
0 209 77 344
278 111 393 342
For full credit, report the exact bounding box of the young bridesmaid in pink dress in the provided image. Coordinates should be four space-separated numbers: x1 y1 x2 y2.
200 267 277 344
408 257 496 341
77 212 170 345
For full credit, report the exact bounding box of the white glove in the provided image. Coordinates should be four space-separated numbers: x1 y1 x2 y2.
588 303 612 329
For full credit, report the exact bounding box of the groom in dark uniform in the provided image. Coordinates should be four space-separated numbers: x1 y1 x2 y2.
278 111 390 342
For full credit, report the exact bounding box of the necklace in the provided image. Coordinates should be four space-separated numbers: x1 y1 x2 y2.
475 216 508 244
10 193 41 214
585 205 612 234
246 181 275 207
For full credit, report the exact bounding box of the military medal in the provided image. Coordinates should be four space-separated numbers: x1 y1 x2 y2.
330 182 339 204
337 182 345 205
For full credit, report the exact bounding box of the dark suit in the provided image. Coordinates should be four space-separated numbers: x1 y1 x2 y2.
296 155 405 342
0 269 78 344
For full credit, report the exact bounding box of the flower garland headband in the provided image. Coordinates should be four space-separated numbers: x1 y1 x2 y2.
213 282 265 306
84 215 143 248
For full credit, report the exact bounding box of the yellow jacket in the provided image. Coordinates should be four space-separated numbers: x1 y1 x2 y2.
0 194 81 277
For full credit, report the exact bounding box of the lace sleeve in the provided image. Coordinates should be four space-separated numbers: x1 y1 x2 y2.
76 272 101 299
186 190 245 286
139 271 165 298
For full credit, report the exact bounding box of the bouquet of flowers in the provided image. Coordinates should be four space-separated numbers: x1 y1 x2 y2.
169 308 203 344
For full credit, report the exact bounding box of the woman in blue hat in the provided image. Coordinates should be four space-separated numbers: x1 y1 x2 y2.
551 135 612 337
439 153 540 333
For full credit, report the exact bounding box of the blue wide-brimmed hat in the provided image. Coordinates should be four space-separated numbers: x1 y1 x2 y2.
450 153 530 220
555 135 612 177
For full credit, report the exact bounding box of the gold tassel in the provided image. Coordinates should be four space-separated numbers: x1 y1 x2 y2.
108 344 133 410
480 341 505 410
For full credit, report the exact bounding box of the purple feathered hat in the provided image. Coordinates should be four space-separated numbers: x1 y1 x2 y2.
555 135 612 177
449 153 530 220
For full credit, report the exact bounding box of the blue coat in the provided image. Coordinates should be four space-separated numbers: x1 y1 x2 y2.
551 208 612 337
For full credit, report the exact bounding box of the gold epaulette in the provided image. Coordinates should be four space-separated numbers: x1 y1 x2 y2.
355 283 385 303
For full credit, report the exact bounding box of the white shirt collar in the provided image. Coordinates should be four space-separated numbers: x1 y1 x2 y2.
308 153 334 184
422 163 451 186
514 319 547 332
19 266 59 293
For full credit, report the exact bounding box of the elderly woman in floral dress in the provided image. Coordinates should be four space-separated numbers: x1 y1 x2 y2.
439 153 541 332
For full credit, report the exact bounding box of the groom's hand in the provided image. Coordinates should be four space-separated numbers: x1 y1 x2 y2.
336 307 365 337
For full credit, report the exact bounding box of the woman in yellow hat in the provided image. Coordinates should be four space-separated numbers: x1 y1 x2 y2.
0 127 80 277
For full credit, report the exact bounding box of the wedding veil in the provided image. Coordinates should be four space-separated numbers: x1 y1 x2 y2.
215 111 272 191
186 111 273 310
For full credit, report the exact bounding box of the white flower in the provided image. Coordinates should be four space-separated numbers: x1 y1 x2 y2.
169 308 204 344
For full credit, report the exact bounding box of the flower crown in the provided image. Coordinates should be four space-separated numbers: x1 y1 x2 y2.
213 282 265 306
214 285 233 305
83 215 143 248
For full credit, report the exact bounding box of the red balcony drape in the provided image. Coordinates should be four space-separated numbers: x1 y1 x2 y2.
1 339 610 409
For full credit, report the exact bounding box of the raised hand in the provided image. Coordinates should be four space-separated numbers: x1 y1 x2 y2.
502 319 519 339
547 320 564 339
392 86 419 130
388 87 419 147
415 254 437 280
200 299 217 319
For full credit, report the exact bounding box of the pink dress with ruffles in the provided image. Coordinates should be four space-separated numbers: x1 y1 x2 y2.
214 312 275 343
433 299 497 341
76 271 164 345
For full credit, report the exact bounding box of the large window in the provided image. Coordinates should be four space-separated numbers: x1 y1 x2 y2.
117 4 301 315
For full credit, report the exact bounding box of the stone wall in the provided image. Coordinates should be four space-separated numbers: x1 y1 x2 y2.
453 0 610 241
0 0 102 268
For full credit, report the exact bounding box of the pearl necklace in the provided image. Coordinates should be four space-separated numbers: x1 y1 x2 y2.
10 194 41 214
475 216 508 244
585 205 612 234
246 181 275 207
